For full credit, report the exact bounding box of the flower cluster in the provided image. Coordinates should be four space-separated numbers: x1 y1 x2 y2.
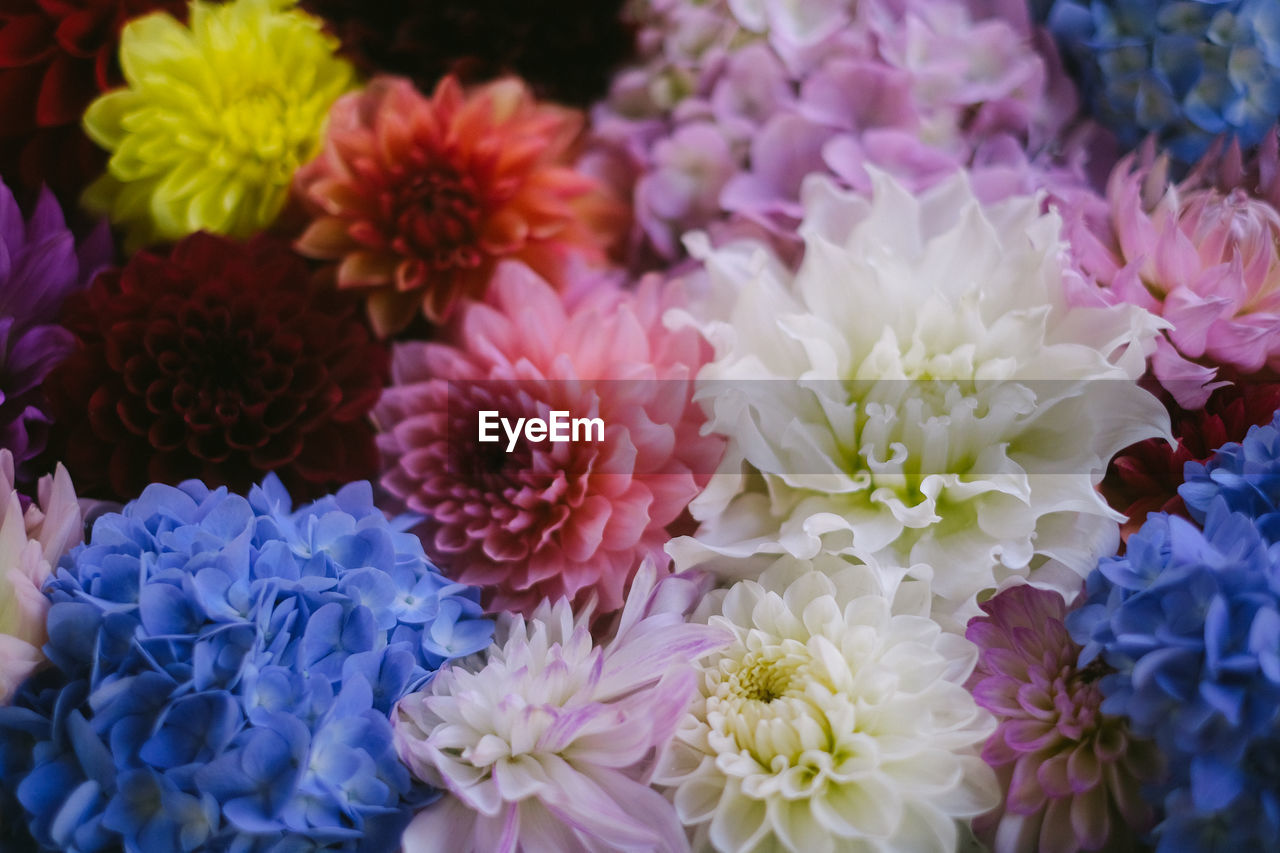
590 0 1099 269
1 0 1279 850
1182 408 1280 534
81 0 355 249
375 261 722 616
1047 0 1280 167
1102 379 1280 538
966 583 1161 852
0 475 493 851
669 167 1169 627
1068 501 1280 848
45 232 387 503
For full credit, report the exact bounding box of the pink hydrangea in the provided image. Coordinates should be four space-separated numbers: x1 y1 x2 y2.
587 0 1106 272
373 261 723 615
0 449 82 703
965 584 1161 853
1065 132 1280 408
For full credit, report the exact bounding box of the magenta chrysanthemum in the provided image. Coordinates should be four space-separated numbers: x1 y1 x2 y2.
373 261 723 615
965 584 1162 853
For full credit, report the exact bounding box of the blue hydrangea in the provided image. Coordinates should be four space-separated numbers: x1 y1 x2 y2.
1047 0 1280 165
1181 409 1280 539
1067 501 1280 850
0 475 493 853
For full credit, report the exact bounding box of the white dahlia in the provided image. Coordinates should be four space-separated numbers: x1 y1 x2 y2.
655 568 1000 853
667 169 1171 625
393 562 729 853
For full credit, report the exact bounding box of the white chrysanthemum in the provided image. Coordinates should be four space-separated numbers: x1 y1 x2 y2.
655 568 1000 853
667 169 1171 625
394 564 728 853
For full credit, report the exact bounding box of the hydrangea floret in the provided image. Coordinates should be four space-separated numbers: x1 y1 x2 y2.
1068 501 1280 849
0 474 493 852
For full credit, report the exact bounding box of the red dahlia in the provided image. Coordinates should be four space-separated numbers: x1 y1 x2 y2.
0 0 186 201
45 233 388 501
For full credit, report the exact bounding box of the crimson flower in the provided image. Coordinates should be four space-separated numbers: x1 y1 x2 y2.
45 232 387 501
1102 377 1280 538
0 0 186 201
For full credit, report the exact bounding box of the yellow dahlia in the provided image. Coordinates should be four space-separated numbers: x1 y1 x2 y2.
81 0 354 249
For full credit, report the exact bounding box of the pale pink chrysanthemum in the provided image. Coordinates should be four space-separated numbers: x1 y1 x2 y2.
393 560 729 853
1066 132 1280 408
965 584 1162 853
0 449 82 703
373 261 723 615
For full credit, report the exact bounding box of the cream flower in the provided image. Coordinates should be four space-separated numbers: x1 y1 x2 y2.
394 562 729 852
655 568 1000 853
667 169 1171 626
0 450 81 703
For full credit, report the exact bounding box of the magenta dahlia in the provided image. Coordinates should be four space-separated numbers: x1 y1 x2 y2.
374 261 723 615
44 232 387 501
966 584 1162 853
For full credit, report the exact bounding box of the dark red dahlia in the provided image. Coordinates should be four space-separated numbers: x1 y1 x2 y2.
0 0 186 202
299 0 635 107
45 233 388 501
1102 377 1280 539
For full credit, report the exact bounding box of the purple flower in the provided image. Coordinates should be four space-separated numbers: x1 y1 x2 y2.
0 180 109 479
588 0 1105 272
967 584 1162 852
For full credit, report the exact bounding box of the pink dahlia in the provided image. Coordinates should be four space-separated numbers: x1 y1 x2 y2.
373 261 723 615
294 74 616 336
1069 133 1280 406
966 584 1162 853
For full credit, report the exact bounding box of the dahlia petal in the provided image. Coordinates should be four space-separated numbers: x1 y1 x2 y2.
0 15 56 68
1069 784 1110 850
35 51 90 127
401 796 481 853
1036 750 1073 798
708 784 769 853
